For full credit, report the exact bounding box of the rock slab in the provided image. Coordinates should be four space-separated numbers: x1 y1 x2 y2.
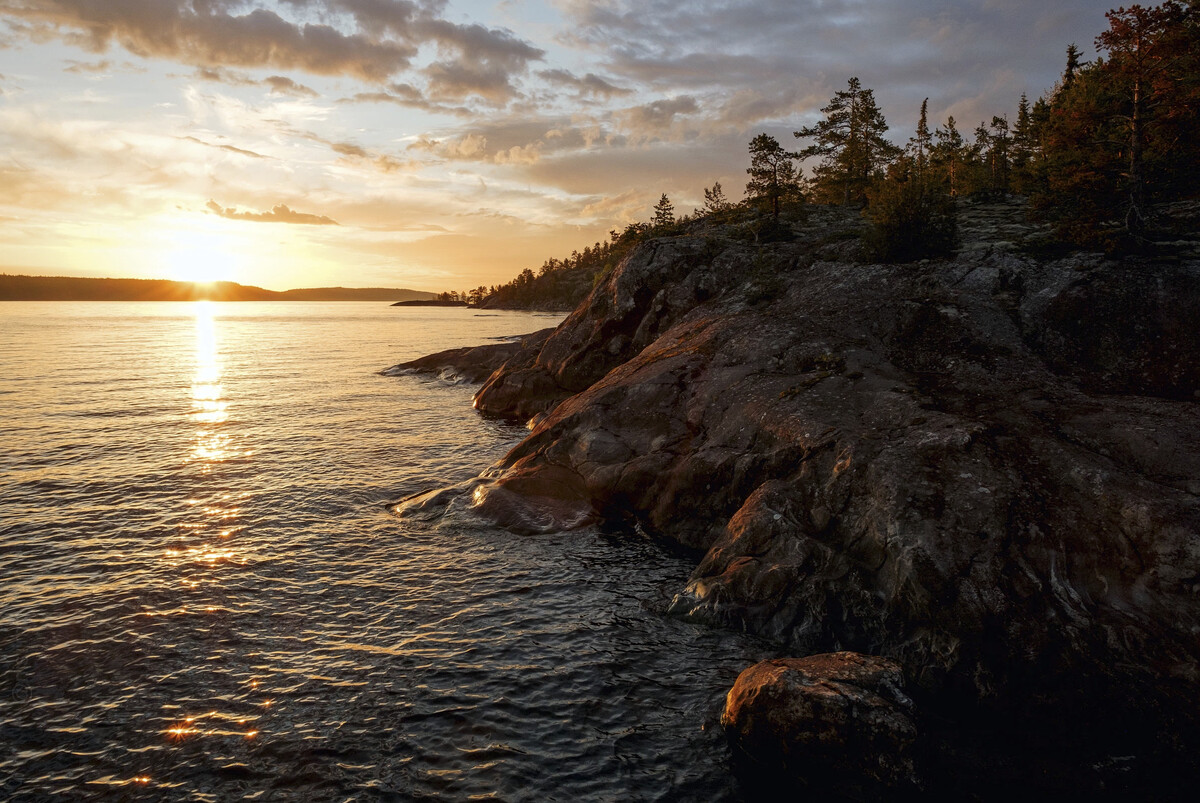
722 652 918 795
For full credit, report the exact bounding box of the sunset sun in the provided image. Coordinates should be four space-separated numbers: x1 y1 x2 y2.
161 224 243 285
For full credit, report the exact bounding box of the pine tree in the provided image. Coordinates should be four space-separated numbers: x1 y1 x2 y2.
908 98 933 180
987 115 1012 195
795 77 900 206
1033 1 1200 248
651 193 676 229
1095 1 1198 233
1063 43 1084 92
702 181 733 215
864 101 959 261
865 154 958 262
1011 94 1038 192
745 134 802 219
931 116 969 197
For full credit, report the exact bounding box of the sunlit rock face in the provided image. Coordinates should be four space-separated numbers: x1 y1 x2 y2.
403 202 1200 787
721 652 919 797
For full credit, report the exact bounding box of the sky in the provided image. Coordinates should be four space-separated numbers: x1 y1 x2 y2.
0 0 1114 292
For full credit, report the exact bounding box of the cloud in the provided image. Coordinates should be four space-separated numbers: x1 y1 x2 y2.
181 136 268 159
2 1 417 82
63 58 111 74
264 75 318 97
340 84 471 116
323 138 419 173
206 200 338 224
191 65 257 87
615 95 699 142
537 68 632 99
407 132 489 160
330 141 369 158
403 118 599 166
553 0 1112 140
1 0 547 104
493 142 542 165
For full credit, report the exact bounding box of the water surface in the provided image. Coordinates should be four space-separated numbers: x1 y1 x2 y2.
0 301 770 800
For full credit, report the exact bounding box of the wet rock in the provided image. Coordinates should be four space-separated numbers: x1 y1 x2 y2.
382 327 555 384
722 652 918 796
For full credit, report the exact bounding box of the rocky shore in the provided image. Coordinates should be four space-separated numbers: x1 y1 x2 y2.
386 202 1200 797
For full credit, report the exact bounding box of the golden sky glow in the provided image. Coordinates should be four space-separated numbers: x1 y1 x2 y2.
0 1 1108 292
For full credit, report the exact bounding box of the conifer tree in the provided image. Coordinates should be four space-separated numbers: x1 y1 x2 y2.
986 115 1012 195
702 181 733 215
651 193 676 228
1062 43 1084 92
745 134 802 218
795 77 900 206
1011 94 1038 192
908 98 933 179
867 105 958 262
931 116 969 197
1033 0 1199 247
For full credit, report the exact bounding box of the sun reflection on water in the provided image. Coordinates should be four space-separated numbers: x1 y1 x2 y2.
160 302 266 749
190 305 234 481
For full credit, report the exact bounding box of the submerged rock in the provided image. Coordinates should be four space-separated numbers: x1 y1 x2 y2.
722 652 918 796
396 201 1200 791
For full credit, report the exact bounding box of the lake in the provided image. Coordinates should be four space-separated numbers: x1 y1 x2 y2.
0 301 770 800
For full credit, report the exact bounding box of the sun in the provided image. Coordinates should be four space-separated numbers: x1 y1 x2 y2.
160 219 245 285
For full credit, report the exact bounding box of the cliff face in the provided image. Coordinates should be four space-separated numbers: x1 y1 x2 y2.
393 203 1200 786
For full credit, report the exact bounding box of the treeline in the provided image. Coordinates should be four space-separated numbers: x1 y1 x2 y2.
447 195 686 310
0 274 435 302
446 1 1198 308
749 0 1200 257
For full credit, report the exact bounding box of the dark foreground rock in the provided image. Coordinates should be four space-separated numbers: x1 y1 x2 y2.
392 202 1200 794
722 652 918 797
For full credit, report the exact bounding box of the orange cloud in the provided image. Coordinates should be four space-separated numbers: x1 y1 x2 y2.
205 200 338 225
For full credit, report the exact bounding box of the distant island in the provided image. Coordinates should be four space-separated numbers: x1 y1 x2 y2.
0 274 437 303
390 299 469 307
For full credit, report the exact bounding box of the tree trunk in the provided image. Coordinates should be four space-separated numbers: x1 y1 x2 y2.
1127 73 1146 236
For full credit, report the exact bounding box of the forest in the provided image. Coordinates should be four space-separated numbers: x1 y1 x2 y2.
451 1 1198 309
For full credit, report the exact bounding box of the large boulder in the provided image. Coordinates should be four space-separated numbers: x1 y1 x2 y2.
722 652 918 796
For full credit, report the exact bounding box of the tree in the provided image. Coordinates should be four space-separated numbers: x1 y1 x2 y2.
865 155 958 262
651 193 676 228
744 133 802 218
1033 1 1200 248
702 181 733 215
867 108 959 261
986 115 1012 195
1011 93 1039 192
795 77 900 206
1063 43 1085 92
908 98 933 179
931 115 969 197
1095 1 1199 234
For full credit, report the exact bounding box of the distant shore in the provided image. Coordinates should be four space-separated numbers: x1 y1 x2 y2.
0 274 436 303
